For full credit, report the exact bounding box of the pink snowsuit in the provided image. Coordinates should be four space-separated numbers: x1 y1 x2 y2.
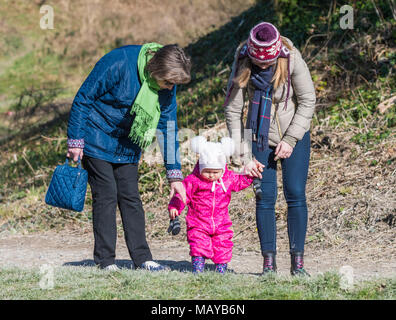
168 161 254 264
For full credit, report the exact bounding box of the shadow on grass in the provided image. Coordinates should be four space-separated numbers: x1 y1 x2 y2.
63 259 237 273
63 259 191 271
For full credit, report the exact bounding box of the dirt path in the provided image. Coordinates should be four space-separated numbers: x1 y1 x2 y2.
0 229 395 280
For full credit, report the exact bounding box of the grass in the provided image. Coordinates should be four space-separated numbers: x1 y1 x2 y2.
0 267 395 300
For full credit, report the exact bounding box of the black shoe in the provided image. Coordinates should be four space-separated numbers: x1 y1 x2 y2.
290 252 310 277
167 216 181 235
262 252 277 275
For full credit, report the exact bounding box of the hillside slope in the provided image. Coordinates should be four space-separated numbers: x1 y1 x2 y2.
0 0 254 110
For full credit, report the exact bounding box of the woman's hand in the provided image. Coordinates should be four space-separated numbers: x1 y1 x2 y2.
169 181 187 205
67 147 84 162
244 159 265 179
169 208 179 220
274 141 293 161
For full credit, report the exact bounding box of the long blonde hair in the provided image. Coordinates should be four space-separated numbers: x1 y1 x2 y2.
233 37 293 89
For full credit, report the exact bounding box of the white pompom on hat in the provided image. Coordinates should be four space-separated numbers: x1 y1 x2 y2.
190 136 235 174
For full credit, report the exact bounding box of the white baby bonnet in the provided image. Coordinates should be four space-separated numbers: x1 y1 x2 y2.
190 136 235 192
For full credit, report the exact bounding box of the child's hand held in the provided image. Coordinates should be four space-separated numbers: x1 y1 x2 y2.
244 159 265 179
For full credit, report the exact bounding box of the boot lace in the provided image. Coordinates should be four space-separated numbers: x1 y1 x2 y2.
264 256 274 270
295 256 304 269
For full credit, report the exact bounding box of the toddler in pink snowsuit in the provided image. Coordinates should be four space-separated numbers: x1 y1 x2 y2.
168 136 264 273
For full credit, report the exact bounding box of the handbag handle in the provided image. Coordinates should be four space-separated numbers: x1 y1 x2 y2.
65 156 82 169
64 156 85 188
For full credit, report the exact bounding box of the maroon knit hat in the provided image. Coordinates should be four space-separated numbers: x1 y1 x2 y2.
223 22 292 110
247 22 291 110
247 22 286 63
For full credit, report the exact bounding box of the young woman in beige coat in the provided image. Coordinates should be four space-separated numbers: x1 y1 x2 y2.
224 22 316 276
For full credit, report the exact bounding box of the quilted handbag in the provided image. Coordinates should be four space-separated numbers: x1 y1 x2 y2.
45 157 88 212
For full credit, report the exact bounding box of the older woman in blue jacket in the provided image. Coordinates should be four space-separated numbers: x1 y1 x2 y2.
67 43 191 271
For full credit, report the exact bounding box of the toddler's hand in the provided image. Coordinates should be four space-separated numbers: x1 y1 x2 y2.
244 159 265 179
169 208 179 220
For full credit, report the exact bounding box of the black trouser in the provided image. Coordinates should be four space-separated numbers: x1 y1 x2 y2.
82 156 152 268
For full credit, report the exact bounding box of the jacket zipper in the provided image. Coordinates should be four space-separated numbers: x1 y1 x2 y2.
211 185 216 234
274 108 284 140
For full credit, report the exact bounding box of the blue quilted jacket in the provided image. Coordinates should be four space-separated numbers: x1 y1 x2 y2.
67 45 183 181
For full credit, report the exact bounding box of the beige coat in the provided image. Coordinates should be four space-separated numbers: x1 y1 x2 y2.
224 37 316 150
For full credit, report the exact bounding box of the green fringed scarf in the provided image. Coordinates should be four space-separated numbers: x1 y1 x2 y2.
129 42 163 150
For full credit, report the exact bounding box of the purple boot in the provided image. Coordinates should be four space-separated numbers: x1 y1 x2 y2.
215 263 228 274
192 256 205 273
